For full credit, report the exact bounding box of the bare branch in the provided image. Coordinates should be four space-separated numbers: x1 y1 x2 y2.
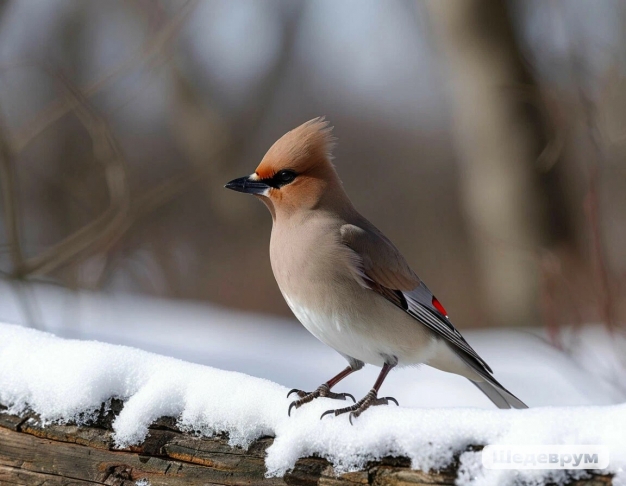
8 0 197 153
17 70 130 277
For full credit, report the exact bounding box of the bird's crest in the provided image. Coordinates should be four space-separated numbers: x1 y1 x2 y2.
255 117 336 179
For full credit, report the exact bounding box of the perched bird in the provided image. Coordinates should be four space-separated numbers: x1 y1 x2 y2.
225 118 527 422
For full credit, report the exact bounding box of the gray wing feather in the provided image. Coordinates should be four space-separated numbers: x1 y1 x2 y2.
341 222 492 374
341 222 528 408
403 285 527 407
404 282 493 373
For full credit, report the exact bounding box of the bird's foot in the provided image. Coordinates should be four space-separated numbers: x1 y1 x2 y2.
287 383 355 416
320 388 399 424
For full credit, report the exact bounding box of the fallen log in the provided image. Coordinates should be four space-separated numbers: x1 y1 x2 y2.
0 402 612 486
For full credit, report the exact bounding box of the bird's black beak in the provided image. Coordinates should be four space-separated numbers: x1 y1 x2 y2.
224 175 270 195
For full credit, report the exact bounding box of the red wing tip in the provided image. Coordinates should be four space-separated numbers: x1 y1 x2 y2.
432 296 448 317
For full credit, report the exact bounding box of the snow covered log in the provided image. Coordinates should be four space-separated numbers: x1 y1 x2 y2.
1 324 623 485
0 401 462 486
0 403 612 486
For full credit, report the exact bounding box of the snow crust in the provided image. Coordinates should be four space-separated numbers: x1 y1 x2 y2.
1 322 624 486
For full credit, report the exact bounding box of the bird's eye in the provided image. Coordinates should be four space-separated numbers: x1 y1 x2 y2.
274 170 297 185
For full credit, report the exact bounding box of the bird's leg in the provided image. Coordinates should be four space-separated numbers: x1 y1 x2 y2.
320 361 399 424
287 365 358 416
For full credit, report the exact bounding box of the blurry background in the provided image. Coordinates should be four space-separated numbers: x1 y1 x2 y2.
0 0 625 388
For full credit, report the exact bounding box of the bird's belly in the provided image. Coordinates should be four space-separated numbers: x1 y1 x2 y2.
282 291 438 367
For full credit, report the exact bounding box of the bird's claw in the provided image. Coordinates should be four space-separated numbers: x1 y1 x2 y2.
335 392 356 402
319 409 336 420
319 389 399 423
287 384 355 416
386 396 399 407
288 401 299 417
287 388 308 399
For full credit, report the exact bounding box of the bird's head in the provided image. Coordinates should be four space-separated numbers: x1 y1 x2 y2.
225 117 347 219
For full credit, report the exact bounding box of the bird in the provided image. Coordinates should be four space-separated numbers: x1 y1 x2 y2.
225 117 527 422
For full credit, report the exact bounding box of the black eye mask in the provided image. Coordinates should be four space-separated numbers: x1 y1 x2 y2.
266 169 297 188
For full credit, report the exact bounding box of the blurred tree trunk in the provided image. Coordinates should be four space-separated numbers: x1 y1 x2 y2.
426 0 548 327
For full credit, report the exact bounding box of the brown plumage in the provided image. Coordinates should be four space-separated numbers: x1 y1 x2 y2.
225 117 527 421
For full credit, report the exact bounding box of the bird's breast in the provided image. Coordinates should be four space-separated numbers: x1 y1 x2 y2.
269 216 348 295
269 217 361 340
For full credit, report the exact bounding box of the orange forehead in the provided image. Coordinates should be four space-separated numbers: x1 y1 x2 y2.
254 164 275 180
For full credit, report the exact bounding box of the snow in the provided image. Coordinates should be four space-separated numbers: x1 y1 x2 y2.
0 323 282 449
1 319 625 486
0 281 622 410
0 282 625 484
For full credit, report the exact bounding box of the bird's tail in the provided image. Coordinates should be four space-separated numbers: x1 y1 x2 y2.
470 379 527 409
457 351 528 409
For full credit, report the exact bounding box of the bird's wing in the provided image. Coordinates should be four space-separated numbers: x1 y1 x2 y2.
339 223 420 290
340 223 492 373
